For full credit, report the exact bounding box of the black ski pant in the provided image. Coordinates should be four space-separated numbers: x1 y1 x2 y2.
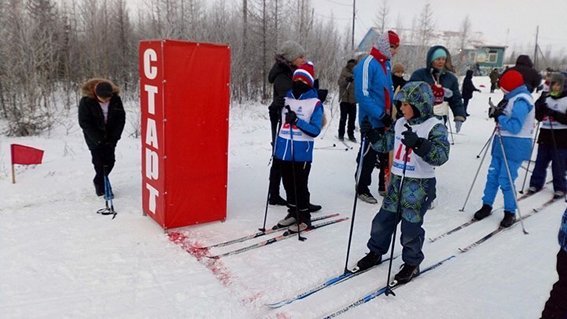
541 249 567 319
269 109 283 198
356 139 378 195
338 102 356 138
280 160 312 224
463 98 470 114
90 144 116 194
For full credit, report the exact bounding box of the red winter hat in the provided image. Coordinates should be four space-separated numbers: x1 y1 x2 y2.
292 61 315 87
499 69 524 92
388 30 400 48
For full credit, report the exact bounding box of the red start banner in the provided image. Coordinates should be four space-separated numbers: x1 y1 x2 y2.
139 40 230 229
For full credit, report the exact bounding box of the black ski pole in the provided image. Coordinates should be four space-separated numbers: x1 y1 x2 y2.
97 165 117 219
548 119 567 201
342 135 369 273
460 127 495 211
385 123 412 296
476 131 494 158
286 105 306 241
259 111 284 232
518 122 540 194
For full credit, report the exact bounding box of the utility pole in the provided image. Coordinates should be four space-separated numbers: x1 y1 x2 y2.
351 0 356 51
533 25 539 69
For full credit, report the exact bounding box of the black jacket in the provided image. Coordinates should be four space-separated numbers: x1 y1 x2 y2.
268 57 294 114
535 88 567 148
78 79 126 150
512 55 542 93
461 70 480 99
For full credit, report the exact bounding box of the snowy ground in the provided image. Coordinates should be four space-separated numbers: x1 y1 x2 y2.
1 76 564 319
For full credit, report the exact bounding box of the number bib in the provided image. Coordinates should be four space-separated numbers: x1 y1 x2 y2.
391 117 443 178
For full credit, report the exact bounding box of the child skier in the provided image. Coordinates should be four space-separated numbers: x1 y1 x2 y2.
355 81 450 284
473 69 535 227
528 72 567 199
274 62 325 232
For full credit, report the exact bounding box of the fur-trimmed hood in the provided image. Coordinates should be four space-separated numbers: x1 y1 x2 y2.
81 78 120 98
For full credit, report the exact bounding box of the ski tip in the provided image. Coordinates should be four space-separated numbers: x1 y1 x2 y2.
205 255 220 260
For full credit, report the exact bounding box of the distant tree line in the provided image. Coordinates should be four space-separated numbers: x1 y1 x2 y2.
0 0 351 136
2 0 564 137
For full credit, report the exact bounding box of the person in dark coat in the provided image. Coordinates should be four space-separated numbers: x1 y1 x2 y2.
267 41 322 212
78 78 126 196
267 40 306 206
337 59 357 141
540 207 567 319
489 68 500 93
392 63 408 119
461 70 481 116
511 55 542 93
528 72 567 199
409 45 467 133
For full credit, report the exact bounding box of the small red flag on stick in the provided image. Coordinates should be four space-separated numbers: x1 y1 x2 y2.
10 144 44 183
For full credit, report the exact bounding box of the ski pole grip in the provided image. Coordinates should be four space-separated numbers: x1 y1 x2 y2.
404 123 412 132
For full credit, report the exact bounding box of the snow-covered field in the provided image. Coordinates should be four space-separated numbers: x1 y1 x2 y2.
1 76 564 319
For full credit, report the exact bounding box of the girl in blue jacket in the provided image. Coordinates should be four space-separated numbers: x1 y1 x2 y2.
473 69 535 228
274 62 325 232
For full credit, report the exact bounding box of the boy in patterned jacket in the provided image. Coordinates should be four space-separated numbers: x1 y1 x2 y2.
274 62 325 233
355 81 450 283
541 207 567 319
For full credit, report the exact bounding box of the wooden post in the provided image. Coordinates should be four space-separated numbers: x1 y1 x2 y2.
11 164 16 184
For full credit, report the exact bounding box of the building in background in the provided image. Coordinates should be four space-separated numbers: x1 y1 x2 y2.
356 27 506 76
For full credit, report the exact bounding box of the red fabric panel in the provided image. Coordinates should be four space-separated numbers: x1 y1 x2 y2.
140 40 230 229
139 41 167 228
11 144 44 165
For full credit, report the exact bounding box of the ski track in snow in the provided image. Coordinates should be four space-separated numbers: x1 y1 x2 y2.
1 77 565 319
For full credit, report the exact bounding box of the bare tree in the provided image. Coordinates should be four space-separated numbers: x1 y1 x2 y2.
374 0 390 34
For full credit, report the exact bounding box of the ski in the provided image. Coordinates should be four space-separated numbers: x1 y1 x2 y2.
459 197 561 253
321 255 456 319
206 217 349 259
429 219 478 243
265 256 396 309
532 196 563 212
432 186 548 243
336 136 354 150
196 213 340 250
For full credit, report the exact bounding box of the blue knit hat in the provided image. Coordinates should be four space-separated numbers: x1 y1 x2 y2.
430 48 447 61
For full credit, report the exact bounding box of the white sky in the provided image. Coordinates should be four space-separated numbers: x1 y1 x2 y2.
311 0 567 54
124 0 567 55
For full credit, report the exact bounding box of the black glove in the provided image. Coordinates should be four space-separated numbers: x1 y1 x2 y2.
401 130 421 149
346 76 354 82
489 98 507 122
380 113 393 127
285 109 298 124
366 128 384 144
488 106 505 121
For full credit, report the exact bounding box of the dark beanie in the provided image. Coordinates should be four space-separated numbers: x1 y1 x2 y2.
95 82 113 98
